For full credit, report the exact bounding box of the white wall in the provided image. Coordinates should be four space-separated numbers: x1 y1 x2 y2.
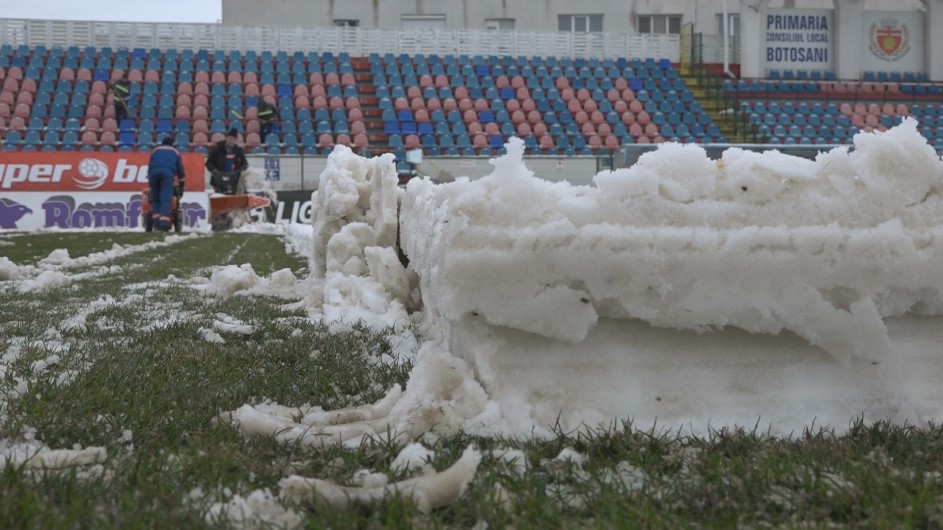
222 0 924 32
243 155 603 190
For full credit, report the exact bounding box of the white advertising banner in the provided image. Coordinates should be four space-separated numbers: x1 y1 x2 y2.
861 11 924 73
764 9 833 72
0 192 210 231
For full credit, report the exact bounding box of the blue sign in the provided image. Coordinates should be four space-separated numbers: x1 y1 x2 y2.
264 157 280 181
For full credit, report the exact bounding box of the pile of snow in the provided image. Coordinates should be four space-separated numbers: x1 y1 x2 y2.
196 264 300 298
227 118 943 451
402 118 943 360
306 145 418 328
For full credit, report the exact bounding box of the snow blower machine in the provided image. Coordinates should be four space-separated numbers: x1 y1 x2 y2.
209 170 273 231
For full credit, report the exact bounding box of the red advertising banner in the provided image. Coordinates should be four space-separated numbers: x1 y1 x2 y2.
0 152 205 192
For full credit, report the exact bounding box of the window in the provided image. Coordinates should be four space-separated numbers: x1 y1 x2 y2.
716 14 740 36
558 15 603 33
485 18 515 31
401 15 446 30
637 15 682 35
334 20 359 28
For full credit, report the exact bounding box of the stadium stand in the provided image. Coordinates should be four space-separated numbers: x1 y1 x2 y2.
1 44 941 155
0 44 729 156
725 69 943 148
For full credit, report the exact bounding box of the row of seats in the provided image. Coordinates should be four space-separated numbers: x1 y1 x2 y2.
728 78 943 97
2 44 715 154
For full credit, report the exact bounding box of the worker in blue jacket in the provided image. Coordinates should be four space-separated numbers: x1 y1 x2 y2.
148 137 186 231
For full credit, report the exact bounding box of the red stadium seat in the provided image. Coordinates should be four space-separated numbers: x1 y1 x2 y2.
228 71 243 84
145 70 161 83
318 133 334 148
516 122 532 136
308 73 323 86
9 116 26 131
353 133 369 149
604 135 620 151
13 103 30 118
80 131 98 145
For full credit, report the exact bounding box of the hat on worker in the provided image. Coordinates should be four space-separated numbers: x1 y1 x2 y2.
226 128 239 138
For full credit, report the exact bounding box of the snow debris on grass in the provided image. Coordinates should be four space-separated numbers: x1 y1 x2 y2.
4 234 202 292
599 461 647 492
351 469 389 488
490 448 528 476
197 263 304 299
280 445 481 514
552 447 587 467
0 256 20 281
391 443 435 474
203 488 304 530
213 313 256 335
199 327 226 344
0 431 107 476
61 295 117 331
17 270 71 292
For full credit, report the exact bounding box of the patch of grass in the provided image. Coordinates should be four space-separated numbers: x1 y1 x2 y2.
2 232 943 528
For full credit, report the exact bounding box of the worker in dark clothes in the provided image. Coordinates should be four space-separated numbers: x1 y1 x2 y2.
148 137 186 231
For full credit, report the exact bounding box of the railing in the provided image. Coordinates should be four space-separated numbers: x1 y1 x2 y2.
0 18 681 61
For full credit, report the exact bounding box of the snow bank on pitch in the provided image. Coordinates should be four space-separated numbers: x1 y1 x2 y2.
228 118 943 446
305 145 418 329
402 118 943 360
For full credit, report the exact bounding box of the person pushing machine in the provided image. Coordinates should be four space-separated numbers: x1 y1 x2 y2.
147 137 186 231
